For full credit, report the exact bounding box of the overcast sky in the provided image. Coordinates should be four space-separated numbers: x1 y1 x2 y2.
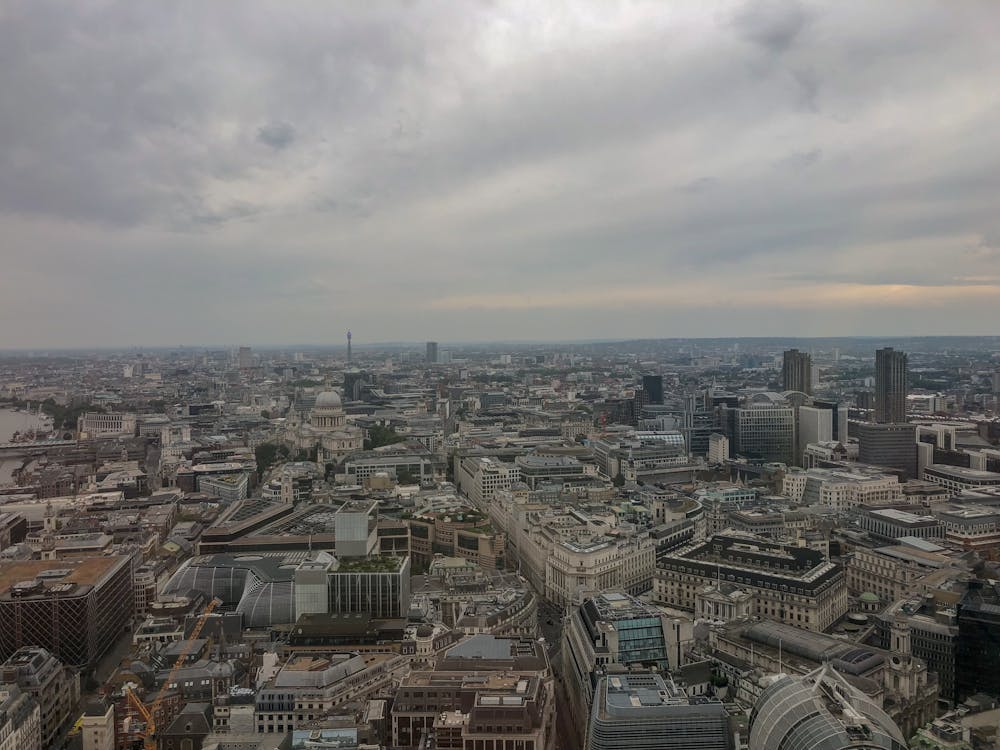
2 1 999 348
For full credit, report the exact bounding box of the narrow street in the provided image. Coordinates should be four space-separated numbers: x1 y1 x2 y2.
536 593 583 750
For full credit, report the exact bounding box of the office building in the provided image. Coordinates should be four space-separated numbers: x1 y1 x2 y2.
237 346 253 369
782 467 902 511
723 400 796 466
327 555 411 619
922 464 1000 495
938 505 1000 553
391 636 553 750
514 453 587 488
588 674 733 750
956 579 1000 701
813 399 849 443
782 349 812 394
0 648 80 749
80 698 115 750
707 433 730 464
875 347 908 423
857 422 918 479
654 533 848 631
856 507 943 542
198 472 250 503
168 552 411 625
641 375 664 405
749 664 906 750
425 341 438 364
334 498 378 558
875 596 959 705
255 652 408 733
0 556 134 669
796 406 832 465
455 456 522 505
0 684 40 750
563 592 690 732
76 412 137 438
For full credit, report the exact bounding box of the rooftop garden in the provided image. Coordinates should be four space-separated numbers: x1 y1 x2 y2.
336 556 403 573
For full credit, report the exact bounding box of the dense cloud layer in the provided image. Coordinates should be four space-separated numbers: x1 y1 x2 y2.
1 1 998 347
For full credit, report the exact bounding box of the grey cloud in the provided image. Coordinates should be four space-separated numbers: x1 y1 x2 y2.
776 148 822 171
731 0 811 54
257 122 297 150
0 1 998 346
677 177 718 194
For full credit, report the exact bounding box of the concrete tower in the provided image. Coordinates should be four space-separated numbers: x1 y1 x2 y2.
346 330 352 363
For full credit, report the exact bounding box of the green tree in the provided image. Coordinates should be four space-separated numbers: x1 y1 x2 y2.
255 442 290 474
364 425 406 450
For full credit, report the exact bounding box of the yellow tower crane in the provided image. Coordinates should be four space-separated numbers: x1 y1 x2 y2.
125 597 222 750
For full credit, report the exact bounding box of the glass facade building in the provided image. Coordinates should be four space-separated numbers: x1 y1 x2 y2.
749 664 906 750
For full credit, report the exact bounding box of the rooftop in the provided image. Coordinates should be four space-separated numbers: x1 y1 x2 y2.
0 555 127 594
335 556 406 573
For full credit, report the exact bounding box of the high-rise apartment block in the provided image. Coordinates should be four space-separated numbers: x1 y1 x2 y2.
425 341 438 364
781 349 812 394
875 347 908 423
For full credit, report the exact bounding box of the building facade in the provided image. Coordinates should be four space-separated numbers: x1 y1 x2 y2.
875 347 908 424
782 349 812 395
653 534 847 631
588 674 732 750
0 556 134 669
857 422 918 480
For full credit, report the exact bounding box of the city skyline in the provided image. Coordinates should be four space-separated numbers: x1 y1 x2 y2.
2 1 1000 347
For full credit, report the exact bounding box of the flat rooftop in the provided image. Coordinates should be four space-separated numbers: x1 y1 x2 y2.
927 465 1000 481
868 508 937 524
0 555 126 594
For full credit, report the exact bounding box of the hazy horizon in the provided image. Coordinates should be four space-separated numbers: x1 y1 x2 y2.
2 1 999 348
2 333 999 356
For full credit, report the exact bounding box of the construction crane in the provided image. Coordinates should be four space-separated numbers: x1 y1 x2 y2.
125 597 222 750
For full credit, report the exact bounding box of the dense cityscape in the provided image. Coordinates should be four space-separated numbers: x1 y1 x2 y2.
0 337 997 749
4 0 1000 748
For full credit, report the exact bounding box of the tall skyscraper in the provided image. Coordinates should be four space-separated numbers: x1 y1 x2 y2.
781 349 812 394
875 347 908 423
641 374 664 405
425 341 438 364
237 345 253 369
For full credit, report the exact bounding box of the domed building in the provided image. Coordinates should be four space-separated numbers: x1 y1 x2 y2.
749 664 907 750
285 390 364 464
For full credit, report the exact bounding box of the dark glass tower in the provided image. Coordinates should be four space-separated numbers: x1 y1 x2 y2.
875 347 908 423
781 349 812 394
